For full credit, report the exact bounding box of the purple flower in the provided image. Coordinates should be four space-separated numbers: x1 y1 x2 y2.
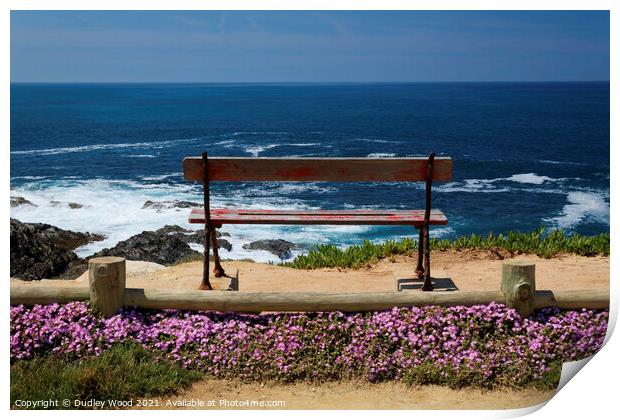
10 302 608 386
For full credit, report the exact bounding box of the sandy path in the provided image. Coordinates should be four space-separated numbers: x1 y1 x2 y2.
12 251 608 294
135 380 555 410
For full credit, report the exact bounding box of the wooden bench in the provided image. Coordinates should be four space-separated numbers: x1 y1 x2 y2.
183 153 452 292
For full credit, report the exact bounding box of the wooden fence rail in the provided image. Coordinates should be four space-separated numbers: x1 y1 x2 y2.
10 286 609 313
9 257 609 316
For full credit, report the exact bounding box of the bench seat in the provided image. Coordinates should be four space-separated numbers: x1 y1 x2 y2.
189 208 448 226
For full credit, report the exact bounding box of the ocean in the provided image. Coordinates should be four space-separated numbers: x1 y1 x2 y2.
10 82 610 262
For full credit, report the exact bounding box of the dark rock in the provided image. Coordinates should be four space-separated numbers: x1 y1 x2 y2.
32 223 102 250
50 201 84 209
184 231 204 243
142 200 167 210
156 226 232 251
172 200 201 209
156 225 192 235
243 239 296 260
88 230 201 266
190 229 228 239
11 218 104 250
11 196 36 207
142 200 201 210
10 219 80 280
216 238 233 252
54 258 88 280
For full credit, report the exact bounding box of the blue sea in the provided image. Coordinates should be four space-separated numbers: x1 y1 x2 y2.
10 82 610 262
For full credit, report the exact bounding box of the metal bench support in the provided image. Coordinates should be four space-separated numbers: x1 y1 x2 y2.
211 229 225 277
420 153 435 291
201 152 226 290
200 152 213 290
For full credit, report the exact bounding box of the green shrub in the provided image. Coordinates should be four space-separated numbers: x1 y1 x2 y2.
284 228 609 270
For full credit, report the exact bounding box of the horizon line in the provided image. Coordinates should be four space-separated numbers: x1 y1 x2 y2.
9 80 611 85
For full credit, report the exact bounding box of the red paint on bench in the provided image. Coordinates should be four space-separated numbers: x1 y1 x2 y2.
188 208 448 226
183 157 452 182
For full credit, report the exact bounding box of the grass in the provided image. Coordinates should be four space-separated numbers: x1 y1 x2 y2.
400 360 562 390
530 361 563 390
283 228 609 270
10 345 562 410
11 344 562 409
173 253 203 265
10 343 202 409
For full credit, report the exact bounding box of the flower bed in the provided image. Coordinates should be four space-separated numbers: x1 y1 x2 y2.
10 302 608 388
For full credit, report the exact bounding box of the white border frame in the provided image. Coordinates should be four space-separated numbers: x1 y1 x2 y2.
3 2 616 419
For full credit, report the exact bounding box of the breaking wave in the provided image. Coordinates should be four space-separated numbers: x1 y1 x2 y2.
546 191 610 230
11 137 200 156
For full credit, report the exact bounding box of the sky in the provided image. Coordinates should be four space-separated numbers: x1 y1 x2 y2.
10 11 610 83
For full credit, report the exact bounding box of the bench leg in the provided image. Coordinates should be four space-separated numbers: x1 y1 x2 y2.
199 225 213 290
211 229 226 278
421 225 434 291
415 226 424 278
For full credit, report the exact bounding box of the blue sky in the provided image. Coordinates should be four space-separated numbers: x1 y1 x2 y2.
10 11 609 82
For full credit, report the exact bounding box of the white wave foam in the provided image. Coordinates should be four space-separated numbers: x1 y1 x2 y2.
387 226 454 241
11 175 48 181
242 182 336 196
244 144 279 157
342 203 384 210
11 137 199 156
278 154 324 158
276 183 334 194
435 180 511 194
435 173 572 193
140 172 182 181
538 160 587 166
212 139 235 146
188 243 203 253
126 154 157 158
10 179 203 257
546 191 610 230
10 178 317 260
232 131 291 136
505 173 553 185
356 138 395 144
367 153 396 157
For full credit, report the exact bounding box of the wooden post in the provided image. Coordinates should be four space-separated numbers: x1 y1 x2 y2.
89 256 126 316
502 260 535 317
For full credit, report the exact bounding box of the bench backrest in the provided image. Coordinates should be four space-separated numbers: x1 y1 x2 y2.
183 156 452 183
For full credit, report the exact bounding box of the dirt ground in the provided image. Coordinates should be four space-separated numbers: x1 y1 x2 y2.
135 380 555 410
11 251 608 410
12 250 609 294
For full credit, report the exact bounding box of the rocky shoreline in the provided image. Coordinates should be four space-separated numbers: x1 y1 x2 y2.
10 217 300 281
10 219 104 280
